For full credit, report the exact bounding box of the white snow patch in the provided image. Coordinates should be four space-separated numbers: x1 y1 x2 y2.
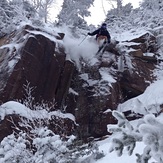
69 88 79 95
99 69 116 84
114 28 152 42
118 80 163 114
0 101 76 123
79 73 98 86
143 52 155 57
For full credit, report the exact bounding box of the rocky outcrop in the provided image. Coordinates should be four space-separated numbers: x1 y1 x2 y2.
63 31 158 139
0 26 159 141
0 25 71 105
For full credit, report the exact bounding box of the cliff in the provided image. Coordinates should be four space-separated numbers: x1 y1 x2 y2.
0 25 159 140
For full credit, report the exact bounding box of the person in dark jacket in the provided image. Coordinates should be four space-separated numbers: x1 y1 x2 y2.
88 23 111 44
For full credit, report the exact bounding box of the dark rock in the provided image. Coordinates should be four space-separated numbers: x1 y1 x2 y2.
129 49 143 57
0 114 21 142
56 33 65 40
128 32 157 53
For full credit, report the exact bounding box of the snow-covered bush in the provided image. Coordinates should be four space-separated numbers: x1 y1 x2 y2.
0 128 76 163
0 80 104 162
0 133 32 163
139 114 163 163
0 115 103 163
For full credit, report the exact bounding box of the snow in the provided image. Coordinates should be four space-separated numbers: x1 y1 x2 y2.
118 80 163 114
143 52 155 57
95 138 155 163
69 88 79 95
79 73 99 86
64 34 99 68
0 101 76 122
26 30 58 43
113 28 151 42
99 68 116 84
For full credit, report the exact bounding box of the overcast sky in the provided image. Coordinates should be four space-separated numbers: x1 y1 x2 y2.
86 0 142 26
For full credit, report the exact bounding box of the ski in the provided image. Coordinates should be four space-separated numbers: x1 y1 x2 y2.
95 42 108 56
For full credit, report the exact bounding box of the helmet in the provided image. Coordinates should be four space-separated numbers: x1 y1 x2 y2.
101 23 107 28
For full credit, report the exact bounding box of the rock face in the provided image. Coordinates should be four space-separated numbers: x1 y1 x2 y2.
0 25 71 104
65 37 156 138
0 25 159 141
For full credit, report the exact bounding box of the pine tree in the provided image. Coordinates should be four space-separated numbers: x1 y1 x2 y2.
0 0 14 36
138 0 163 28
58 0 94 27
109 111 163 163
139 114 163 163
9 0 36 19
108 111 142 156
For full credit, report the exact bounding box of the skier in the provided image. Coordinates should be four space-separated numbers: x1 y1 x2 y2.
87 23 111 45
88 23 111 54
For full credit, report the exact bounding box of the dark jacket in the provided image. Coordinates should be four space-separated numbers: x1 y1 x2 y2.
88 27 111 43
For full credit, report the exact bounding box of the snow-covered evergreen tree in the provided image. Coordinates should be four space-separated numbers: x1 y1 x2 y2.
109 110 163 163
138 0 163 28
29 0 56 23
139 114 163 163
108 111 142 156
105 2 133 33
141 0 163 10
0 0 37 36
58 0 94 27
106 0 123 15
0 0 14 36
9 0 36 21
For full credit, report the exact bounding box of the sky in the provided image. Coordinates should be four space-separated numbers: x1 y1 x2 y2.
86 0 142 26
50 0 142 26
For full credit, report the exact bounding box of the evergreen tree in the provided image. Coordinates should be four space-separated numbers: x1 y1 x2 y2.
9 0 36 19
58 0 94 27
106 0 123 15
137 0 163 28
108 111 142 156
0 0 14 36
141 0 163 10
105 3 133 32
109 111 163 163
0 0 37 36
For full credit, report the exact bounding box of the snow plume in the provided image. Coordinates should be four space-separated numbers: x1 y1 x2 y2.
62 26 98 70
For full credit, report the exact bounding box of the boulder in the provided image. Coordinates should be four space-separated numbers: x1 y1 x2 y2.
129 32 157 53
129 49 143 57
